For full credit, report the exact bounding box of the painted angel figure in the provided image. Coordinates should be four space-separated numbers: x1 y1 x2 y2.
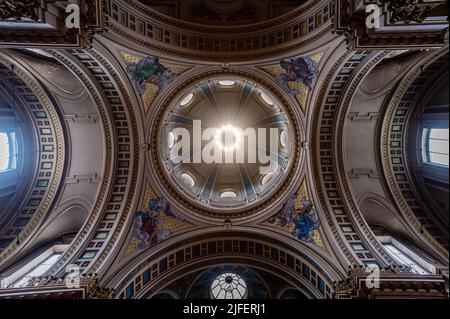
278 192 298 226
133 197 180 249
274 194 320 244
126 56 176 96
291 197 320 243
275 56 318 95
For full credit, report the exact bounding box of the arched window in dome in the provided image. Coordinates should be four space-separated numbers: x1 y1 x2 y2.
180 172 195 187
0 132 16 172
220 191 237 199
261 172 274 186
210 273 247 299
260 92 274 106
180 93 194 107
422 128 449 167
378 237 434 275
167 131 175 149
280 130 287 148
1 245 67 288
218 80 236 87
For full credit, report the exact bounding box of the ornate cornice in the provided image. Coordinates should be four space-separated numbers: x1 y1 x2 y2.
111 231 337 299
334 265 448 299
0 274 114 299
0 1 105 48
334 0 448 50
104 0 334 61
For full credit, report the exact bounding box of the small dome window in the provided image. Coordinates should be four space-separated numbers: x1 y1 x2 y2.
218 80 236 87
180 93 194 107
261 172 274 186
180 173 195 187
167 132 175 149
211 273 247 299
260 92 274 106
280 130 287 148
220 191 237 199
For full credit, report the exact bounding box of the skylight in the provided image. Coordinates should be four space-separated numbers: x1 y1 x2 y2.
211 273 247 299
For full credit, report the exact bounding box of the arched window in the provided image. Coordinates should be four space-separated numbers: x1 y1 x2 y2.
0 132 16 172
210 273 247 299
1 245 67 288
180 172 195 187
220 191 237 199
422 128 449 167
378 237 434 275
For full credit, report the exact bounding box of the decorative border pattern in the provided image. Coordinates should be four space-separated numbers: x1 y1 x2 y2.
46 49 139 274
0 55 64 265
68 50 137 271
105 0 334 61
311 50 392 266
114 234 335 299
381 49 449 258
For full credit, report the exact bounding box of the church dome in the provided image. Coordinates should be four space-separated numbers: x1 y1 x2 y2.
160 77 293 212
153 76 299 220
